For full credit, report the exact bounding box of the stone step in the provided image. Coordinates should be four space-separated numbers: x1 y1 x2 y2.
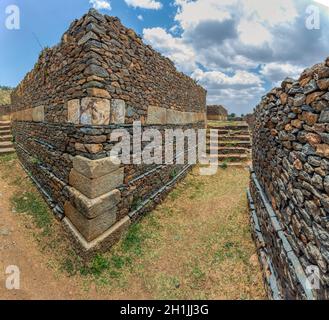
209 135 251 142
207 146 250 154
0 141 14 149
217 153 249 161
207 130 250 136
202 153 249 163
0 135 13 142
219 162 250 168
0 130 11 136
0 121 11 127
208 125 249 131
0 148 15 155
218 141 252 148
0 126 11 131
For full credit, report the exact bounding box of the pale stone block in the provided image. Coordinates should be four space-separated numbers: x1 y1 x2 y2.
22 109 33 121
166 109 175 125
110 99 126 124
32 105 45 122
73 155 120 179
64 202 117 242
62 215 131 252
67 99 80 124
80 97 110 125
147 106 167 125
69 167 124 199
67 187 121 219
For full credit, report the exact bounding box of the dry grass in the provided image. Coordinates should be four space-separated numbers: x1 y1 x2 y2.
0 154 266 300
0 88 12 105
208 121 248 127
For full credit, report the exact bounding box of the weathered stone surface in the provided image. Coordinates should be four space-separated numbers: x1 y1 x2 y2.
66 187 121 219
316 144 329 158
84 144 103 154
251 56 329 299
84 64 109 78
304 80 318 94
305 133 321 146
319 109 329 123
294 94 306 107
110 99 126 124
80 97 110 125
67 99 80 124
32 105 44 122
69 168 124 199
318 78 329 90
3 8 206 258
73 155 120 179
64 201 117 242
302 112 318 125
147 106 167 125
87 88 111 98
78 31 99 46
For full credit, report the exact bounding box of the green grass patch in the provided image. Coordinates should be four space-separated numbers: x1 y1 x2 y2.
0 153 16 163
11 191 52 235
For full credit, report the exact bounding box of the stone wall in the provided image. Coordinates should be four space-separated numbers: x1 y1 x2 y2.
8 9 206 258
249 57 329 299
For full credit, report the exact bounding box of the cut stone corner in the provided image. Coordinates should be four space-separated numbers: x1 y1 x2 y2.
62 215 131 259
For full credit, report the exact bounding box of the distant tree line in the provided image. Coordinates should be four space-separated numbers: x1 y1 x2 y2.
0 85 13 91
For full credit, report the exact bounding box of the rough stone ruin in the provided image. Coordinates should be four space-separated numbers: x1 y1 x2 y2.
0 9 206 257
249 57 329 299
207 105 228 121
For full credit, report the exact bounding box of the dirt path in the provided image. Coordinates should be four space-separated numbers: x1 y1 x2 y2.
0 172 86 299
0 155 266 300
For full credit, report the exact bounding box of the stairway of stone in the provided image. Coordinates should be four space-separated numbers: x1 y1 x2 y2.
206 121 252 167
0 120 15 155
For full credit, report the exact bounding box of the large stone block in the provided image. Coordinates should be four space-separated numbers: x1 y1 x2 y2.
147 106 167 125
32 105 45 122
67 186 121 219
73 155 120 179
80 97 110 125
62 215 131 255
69 167 124 199
111 99 126 124
64 201 117 242
22 108 33 121
67 99 80 124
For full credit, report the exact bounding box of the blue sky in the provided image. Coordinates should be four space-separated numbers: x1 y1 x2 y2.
1 0 329 114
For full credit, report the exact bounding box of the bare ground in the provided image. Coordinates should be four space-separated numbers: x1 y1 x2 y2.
0 154 266 300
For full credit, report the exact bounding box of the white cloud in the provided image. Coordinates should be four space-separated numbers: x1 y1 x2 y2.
260 62 304 85
192 69 263 89
124 0 163 10
89 0 111 10
137 14 144 21
143 27 197 73
142 0 329 113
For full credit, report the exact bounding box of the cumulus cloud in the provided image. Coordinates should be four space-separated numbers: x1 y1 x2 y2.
124 0 163 10
89 0 111 10
260 62 304 85
143 27 197 73
142 0 329 114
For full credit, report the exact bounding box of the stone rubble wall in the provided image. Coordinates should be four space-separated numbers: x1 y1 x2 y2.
250 56 329 299
0 104 12 117
7 9 206 257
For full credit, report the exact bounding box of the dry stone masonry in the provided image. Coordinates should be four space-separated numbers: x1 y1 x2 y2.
249 56 329 299
1 9 206 258
0 115 14 156
207 122 251 167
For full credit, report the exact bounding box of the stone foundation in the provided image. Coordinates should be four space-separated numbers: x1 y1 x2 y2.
4 9 206 257
250 56 329 299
